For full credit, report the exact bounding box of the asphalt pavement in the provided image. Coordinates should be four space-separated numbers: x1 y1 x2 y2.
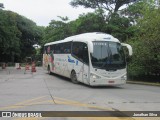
0 67 160 120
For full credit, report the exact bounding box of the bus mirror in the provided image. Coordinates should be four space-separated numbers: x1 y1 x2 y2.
88 42 93 53
121 43 132 56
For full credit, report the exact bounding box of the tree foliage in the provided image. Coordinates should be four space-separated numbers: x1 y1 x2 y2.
0 10 21 62
43 10 135 44
70 0 138 13
128 7 160 79
71 11 106 34
43 13 106 44
121 0 157 24
0 10 43 62
16 15 43 60
43 17 70 44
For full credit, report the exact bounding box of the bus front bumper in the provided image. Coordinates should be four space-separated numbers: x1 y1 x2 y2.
89 78 126 86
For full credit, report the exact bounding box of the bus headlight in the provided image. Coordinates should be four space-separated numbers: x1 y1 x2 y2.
90 73 101 79
121 75 127 80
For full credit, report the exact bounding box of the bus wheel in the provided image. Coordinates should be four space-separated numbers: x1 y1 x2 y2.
70 71 79 84
48 65 51 75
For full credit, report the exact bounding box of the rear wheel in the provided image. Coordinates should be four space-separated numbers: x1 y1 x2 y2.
70 71 79 84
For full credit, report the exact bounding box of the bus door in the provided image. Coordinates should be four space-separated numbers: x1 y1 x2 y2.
82 43 89 84
71 42 83 82
72 42 89 83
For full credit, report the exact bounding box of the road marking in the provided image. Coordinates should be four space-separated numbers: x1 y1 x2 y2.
14 96 47 106
54 97 113 111
0 96 148 120
0 96 47 110
0 95 114 111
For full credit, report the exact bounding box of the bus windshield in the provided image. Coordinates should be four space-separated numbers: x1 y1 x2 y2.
91 41 126 70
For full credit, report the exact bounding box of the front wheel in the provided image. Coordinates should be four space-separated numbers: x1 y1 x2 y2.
70 71 79 84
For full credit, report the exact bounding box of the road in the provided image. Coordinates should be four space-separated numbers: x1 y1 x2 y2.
0 67 160 120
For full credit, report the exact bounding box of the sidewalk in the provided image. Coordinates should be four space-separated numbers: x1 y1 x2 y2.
127 80 160 87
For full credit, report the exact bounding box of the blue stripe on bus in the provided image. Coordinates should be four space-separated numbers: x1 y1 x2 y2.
68 56 75 63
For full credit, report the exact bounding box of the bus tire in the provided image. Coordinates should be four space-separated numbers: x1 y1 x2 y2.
70 70 79 84
48 65 51 75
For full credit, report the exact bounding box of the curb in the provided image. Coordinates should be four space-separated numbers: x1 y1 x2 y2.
127 81 160 87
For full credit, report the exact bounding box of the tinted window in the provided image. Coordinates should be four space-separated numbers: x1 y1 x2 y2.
50 45 55 53
63 42 71 54
72 42 84 60
91 41 126 70
55 44 60 54
52 42 71 54
92 42 109 62
72 42 89 65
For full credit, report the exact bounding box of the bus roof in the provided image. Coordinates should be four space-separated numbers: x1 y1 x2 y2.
44 32 120 46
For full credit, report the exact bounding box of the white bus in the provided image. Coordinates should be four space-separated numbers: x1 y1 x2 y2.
43 32 132 86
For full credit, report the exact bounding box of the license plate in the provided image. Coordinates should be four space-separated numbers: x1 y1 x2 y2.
108 81 115 83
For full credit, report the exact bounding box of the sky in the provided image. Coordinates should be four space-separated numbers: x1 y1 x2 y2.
1 0 94 26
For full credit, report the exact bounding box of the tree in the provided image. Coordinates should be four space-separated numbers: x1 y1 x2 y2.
70 0 138 14
43 16 72 45
0 10 43 62
43 10 136 45
16 15 43 60
128 7 160 80
0 10 21 62
70 11 106 34
69 0 139 42
104 12 137 42
42 12 107 45
121 0 157 24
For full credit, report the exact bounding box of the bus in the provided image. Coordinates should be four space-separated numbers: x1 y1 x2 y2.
43 32 132 86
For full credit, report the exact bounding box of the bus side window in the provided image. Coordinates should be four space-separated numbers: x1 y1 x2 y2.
55 44 60 54
72 42 89 65
72 42 83 61
64 42 71 54
60 43 64 54
50 45 54 53
47 46 50 54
